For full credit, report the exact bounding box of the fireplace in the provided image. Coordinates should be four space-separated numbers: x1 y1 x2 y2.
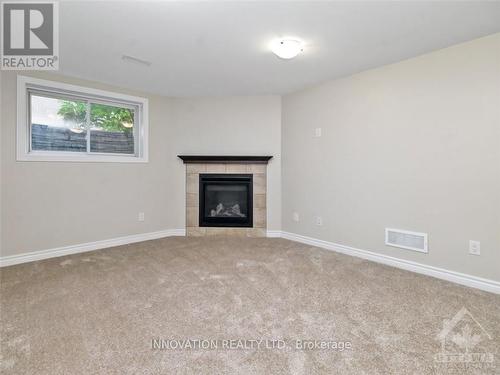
199 174 253 227
178 155 272 237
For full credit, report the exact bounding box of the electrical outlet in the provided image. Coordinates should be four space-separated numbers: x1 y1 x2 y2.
138 212 145 222
315 216 323 226
469 240 480 256
314 128 322 137
292 212 300 222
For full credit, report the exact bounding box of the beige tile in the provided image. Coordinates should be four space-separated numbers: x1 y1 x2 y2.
186 207 198 227
226 164 248 173
186 174 199 194
186 164 206 174
246 228 266 237
253 174 266 194
186 193 199 208
248 164 267 174
186 227 206 237
206 228 248 237
254 194 266 208
206 164 226 173
203 227 255 237
205 228 227 236
254 208 266 228
235 228 251 237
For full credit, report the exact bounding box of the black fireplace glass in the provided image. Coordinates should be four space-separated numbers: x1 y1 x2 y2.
199 174 253 227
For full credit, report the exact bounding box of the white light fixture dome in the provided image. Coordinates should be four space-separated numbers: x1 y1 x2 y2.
271 38 304 59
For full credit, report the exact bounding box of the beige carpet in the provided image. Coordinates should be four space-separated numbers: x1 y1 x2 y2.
1 237 499 374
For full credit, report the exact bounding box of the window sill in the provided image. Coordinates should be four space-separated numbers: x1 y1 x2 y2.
17 152 148 163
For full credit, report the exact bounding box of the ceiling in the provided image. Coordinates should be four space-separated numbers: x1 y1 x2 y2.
57 1 500 97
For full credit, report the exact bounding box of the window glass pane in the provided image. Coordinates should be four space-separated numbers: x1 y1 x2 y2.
30 94 87 152
89 103 135 154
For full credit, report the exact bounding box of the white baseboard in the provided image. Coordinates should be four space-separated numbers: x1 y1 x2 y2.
278 231 500 295
0 229 186 267
2 228 498 294
266 230 282 238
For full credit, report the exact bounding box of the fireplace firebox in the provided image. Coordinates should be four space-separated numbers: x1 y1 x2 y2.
199 174 253 227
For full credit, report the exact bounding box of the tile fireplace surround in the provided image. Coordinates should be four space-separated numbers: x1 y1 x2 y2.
178 156 272 237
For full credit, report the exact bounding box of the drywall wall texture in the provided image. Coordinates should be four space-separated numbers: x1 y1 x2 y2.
1 72 172 256
0 71 3 256
282 33 500 281
166 95 282 231
0 72 281 256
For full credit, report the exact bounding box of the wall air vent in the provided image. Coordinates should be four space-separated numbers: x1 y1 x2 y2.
385 228 428 253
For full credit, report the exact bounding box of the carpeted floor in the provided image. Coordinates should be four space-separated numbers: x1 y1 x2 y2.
1 237 499 374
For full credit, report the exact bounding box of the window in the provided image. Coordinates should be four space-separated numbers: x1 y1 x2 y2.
17 76 148 162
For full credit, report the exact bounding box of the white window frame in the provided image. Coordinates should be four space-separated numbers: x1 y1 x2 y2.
17 75 149 163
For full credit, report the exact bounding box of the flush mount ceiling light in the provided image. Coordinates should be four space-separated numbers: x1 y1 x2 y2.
271 38 304 59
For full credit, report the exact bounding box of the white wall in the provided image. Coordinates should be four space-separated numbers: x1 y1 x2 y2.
0 71 3 257
282 33 500 281
2 34 498 283
166 96 282 231
0 72 281 257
